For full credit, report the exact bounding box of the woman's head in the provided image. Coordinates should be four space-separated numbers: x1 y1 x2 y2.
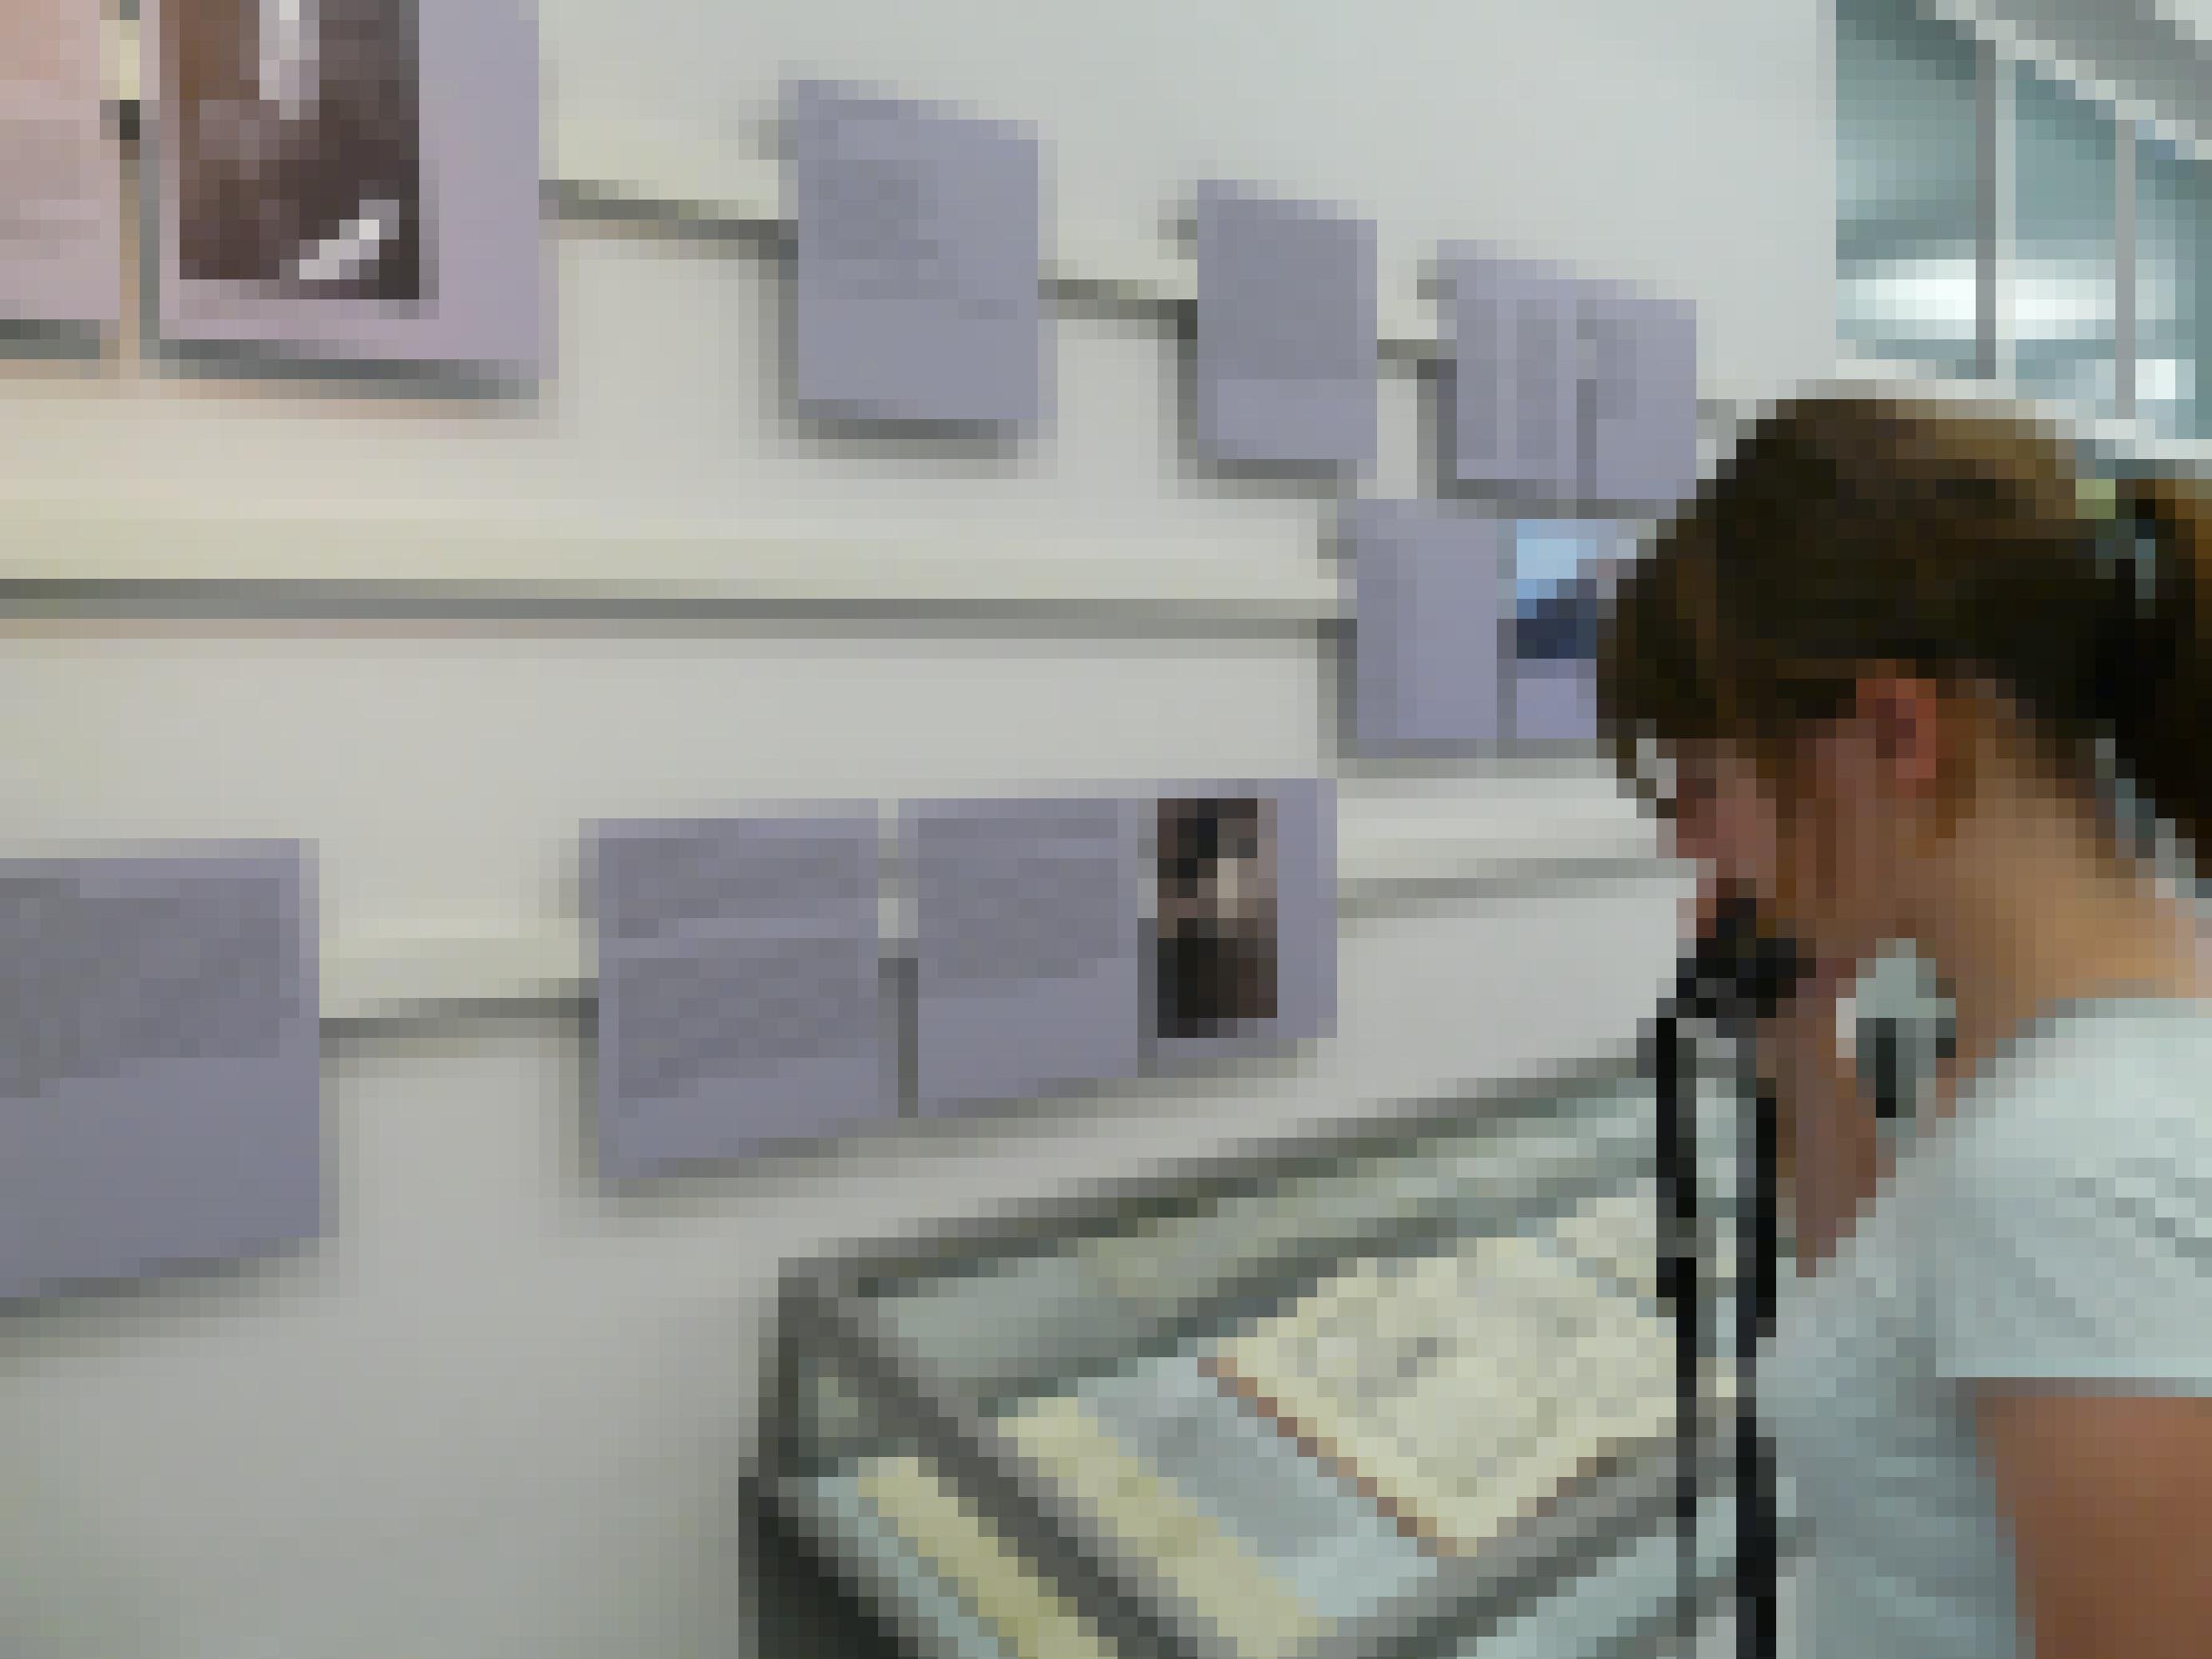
1597 391 2212 976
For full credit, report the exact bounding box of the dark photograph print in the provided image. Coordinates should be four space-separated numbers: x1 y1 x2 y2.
168 0 424 302
1156 796 1280 1038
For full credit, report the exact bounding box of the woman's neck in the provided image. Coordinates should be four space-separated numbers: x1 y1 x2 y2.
1926 869 2208 1122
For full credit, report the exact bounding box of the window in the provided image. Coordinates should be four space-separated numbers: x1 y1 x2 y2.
2010 59 2119 420
1837 0 1984 379
1836 0 2212 442
2134 125 2212 440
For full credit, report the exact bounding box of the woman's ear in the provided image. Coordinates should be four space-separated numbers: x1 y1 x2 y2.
1854 670 1947 793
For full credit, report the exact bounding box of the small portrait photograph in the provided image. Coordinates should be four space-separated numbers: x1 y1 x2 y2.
165 0 424 302
1513 521 1633 666
1156 796 1280 1038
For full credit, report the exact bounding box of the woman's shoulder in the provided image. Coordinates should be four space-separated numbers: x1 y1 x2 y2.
1907 1000 2212 1384
1910 996 2212 1245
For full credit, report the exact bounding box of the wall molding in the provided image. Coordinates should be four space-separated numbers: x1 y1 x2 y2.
0 493 1350 625
320 815 1670 1024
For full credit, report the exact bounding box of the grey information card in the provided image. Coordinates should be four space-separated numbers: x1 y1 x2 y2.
906 796 1148 1114
1348 498 1509 753
0 0 121 329
588 813 892 1177
0 841 323 1305
1442 244 1584 499
1149 777 1336 1067
787 77 1047 430
1193 180 1377 471
1581 280 1700 511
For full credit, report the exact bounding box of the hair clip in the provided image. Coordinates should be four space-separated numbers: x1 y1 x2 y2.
2093 506 2161 614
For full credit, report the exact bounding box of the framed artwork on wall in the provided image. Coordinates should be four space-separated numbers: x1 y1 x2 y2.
1149 778 1336 1067
144 0 544 377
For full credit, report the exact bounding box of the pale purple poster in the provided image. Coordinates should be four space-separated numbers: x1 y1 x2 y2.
1443 245 1583 499
787 77 1047 430
145 0 545 376
1150 777 1336 1067
1581 282 1699 510
588 814 892 1177
0 0 121 330
1193 180 1377 471
1348 498 1508 753
907 797 1146 1114
0 841 323 1305
1510 519 1634 744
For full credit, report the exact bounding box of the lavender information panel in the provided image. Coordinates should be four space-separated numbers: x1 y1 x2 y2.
1443 247 1583 498
1581 283 1699 510
1193 180 1377 470
146 0 545 376
588 814 892 1177
0 0 121 328
1150 777 1336 1067
0 841 322 1305
1349 499 1508 753
907 797 1146 1113
1510 519 1634 744
788 78 1046 430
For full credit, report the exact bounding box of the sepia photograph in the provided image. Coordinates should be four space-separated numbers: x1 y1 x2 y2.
1155 795 1280 1038
166 0 424 302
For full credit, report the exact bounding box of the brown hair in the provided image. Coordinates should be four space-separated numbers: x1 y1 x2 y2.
1595 391 2212 852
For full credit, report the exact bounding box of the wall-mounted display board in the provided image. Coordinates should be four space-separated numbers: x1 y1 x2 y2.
586 813 892 1178
1442 245 1585 499
907 796 1149 1114
0 841 322 1305
1192 179 1378 472
1347 498 1509 754
1148 777 1336 1067
0 0 121 331
1510 518 1636 745
1581 281 1700 511
142 0 544 376
786 77 1047 430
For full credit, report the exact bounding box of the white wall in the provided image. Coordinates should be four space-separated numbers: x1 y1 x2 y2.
0 3 1844 1657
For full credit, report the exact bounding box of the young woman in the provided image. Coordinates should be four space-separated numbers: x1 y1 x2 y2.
1596 393 2212 1659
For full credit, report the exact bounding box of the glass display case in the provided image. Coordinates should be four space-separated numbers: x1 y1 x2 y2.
762 1044 1808 1659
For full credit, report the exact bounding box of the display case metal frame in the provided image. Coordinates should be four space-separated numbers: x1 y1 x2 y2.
762 1039 1780 1659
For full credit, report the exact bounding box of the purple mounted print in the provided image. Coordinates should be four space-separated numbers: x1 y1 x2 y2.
0 0 121 330
588 812 893 1178
1193 180 1377 471
1442 244 1583 499
1581 281 1699 511
145 0 546 376
1347 498 1508 753
1510 517 1637 744
0 841 323 1305
787 78 1047 430
906 795 1147 1114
